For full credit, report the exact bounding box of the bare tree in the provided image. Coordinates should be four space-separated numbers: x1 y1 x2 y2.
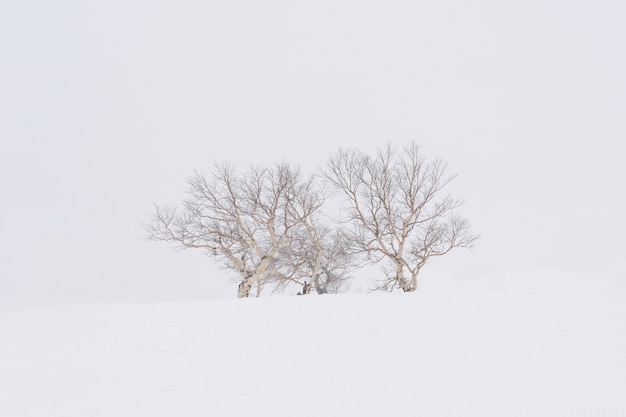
145 162 325 298
272 223 358 295
324 142 479 292
307 227 357 294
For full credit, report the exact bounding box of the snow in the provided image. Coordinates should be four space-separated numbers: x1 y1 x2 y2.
1 275 625 416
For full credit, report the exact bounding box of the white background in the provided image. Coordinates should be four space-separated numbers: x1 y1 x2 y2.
2 0 625 308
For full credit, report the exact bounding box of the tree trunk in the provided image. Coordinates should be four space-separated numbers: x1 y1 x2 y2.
237 278 253 298
237 271 262 298
407 271 418 292
313 272 329 294
396 261 413 292
237 254 275 298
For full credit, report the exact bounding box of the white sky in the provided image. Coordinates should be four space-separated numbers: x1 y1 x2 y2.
1 0 625 308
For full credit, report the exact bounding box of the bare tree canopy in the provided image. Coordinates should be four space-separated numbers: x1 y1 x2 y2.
146 143 478 297
274 224 358 295
145 162 358 298
324 142 479 292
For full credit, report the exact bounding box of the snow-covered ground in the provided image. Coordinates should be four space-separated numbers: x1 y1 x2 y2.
1 274 625 417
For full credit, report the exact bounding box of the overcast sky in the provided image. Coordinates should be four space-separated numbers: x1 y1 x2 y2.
1 0 625 309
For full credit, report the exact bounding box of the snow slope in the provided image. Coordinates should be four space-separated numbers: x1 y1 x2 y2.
1 276 625 417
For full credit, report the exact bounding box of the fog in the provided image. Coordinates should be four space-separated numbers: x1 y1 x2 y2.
1 0 625 309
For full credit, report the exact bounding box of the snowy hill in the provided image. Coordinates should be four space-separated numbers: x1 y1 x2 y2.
1 277 625 417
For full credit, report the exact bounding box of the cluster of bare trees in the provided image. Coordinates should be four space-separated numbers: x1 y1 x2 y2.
146 142 478 298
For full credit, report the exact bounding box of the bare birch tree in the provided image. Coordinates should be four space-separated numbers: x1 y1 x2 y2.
145 162 326 298
324 142 479 292
272 223 358 295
